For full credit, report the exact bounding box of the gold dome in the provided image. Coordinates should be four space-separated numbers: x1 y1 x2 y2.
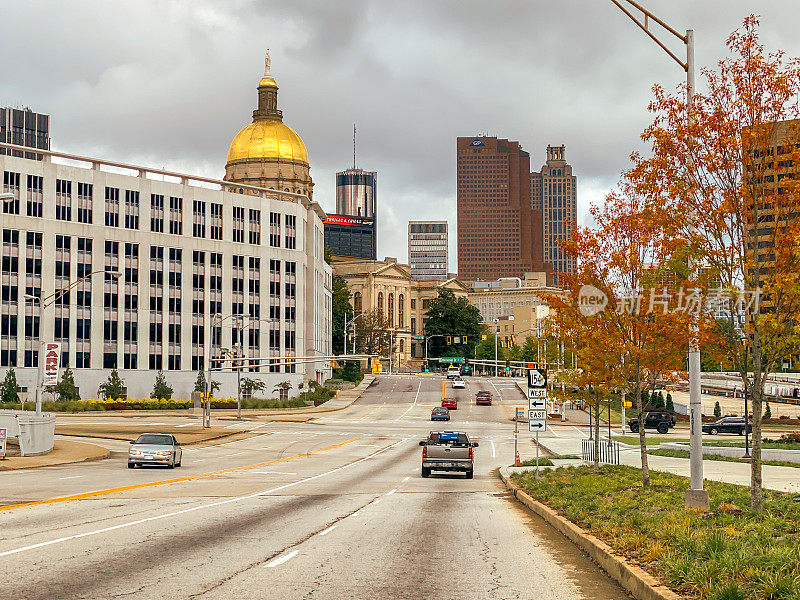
226 120 309 164
258 75 277 88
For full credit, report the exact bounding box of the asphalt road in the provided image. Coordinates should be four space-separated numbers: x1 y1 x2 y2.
0 375 628 600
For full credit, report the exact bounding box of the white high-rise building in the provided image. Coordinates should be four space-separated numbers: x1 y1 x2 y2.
0 144 332 399
408 220 448 281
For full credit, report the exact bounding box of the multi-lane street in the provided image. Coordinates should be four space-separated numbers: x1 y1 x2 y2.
0 375 627 599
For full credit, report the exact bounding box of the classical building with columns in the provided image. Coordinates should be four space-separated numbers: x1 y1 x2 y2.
332 258 468 368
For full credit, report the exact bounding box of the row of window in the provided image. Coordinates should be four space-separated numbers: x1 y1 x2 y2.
1 172 299 248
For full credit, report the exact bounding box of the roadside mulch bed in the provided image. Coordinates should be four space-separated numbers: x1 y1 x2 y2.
512 465 800 600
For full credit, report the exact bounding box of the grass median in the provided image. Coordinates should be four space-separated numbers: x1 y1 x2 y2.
512 465 800 600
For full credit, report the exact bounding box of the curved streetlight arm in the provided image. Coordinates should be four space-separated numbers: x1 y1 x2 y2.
610 0 688 70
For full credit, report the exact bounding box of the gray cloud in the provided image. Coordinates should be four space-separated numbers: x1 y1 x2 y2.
1 1 797 267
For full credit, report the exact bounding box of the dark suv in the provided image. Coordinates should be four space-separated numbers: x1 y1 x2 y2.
702 417 752 436
628 411 676 434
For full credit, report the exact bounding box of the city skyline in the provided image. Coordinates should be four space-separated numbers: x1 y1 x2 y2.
2 2 798 271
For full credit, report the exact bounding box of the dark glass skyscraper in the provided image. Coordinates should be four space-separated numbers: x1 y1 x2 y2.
325 168 377 259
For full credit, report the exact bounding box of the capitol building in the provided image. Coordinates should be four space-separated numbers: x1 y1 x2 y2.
0 55 332 399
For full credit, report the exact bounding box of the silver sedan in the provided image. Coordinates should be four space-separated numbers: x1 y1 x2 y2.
128 433 183 469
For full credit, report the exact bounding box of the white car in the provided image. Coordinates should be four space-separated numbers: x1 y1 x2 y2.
452 378 465 389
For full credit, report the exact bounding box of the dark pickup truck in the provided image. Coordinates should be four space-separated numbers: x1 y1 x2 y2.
628 411 676 434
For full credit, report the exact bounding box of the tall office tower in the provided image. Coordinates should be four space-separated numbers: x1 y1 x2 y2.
336 168 376 218
531 145 577 279
408 220 448 280
324 163 377 260
0 107 50 160
457 136 547 282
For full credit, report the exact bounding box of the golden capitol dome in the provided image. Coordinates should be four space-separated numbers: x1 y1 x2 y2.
224 51 313 198
227 119 308 164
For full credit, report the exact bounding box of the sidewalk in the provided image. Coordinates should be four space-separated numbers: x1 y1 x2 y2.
0 439 109 471
539 427 800 493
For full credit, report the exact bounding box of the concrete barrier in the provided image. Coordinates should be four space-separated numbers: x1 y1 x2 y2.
661 442 800 463
0 410 56 456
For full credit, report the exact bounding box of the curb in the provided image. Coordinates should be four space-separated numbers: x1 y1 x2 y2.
0 446 111 471
498 468 682 600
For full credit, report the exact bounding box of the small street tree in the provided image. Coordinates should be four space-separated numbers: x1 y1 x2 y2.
273 380 292 401
354 309 392 357
151 370 173 400
0 368 22 405
98 368 126 400
47 364 80 401
240 377 266 399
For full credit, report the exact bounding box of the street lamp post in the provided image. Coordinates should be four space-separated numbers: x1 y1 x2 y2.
24 268 120 415
493 318 499 378
610 0 707 509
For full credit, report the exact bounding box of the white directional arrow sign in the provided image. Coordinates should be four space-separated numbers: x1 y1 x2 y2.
528 388 547 410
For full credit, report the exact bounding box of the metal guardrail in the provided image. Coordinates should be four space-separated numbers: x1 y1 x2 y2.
581 439 621 465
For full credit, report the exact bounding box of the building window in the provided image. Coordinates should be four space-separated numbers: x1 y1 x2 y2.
210 203 223 240
192 200 206 238
55 179 72 221
150 194 164 232
27 175 43 217
269 212 281 247
77 182 93 223
232 206 245 243
104 187 120 227
398 294 405 328
168 196 183 235
124 190 140 230
2 171 20 214
354 292 362 315
377 292 384 314
285 214 296 249
248 209 261 245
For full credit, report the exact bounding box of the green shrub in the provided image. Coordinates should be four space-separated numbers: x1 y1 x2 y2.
714 401 722 417
341 361 364 384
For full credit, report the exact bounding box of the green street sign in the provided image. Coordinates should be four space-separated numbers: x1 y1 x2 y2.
412 335 425 340
439 357 464 364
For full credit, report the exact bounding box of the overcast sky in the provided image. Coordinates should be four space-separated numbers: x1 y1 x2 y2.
2 1 798 269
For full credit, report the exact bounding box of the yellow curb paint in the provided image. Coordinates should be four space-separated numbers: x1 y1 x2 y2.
0 436 362 512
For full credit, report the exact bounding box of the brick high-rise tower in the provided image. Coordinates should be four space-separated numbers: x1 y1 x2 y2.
456 136 547 282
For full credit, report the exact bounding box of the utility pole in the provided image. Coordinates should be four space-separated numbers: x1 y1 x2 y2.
610 0 707 510
493 318 499 378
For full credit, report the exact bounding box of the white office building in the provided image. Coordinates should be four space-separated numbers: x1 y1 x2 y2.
408 220 448 281
0 144 332 399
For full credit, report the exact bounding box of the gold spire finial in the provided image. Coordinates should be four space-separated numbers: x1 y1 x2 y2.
264 49 271 76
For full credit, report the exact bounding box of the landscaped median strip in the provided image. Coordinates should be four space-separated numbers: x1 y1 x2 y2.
499 467 681 600
500 465 800 600
0 436 362 513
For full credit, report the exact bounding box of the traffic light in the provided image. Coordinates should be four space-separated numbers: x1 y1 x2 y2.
446 336 452 345
462 336 467 344
505 359 511 372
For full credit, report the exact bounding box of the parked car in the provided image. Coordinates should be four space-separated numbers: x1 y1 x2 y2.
452 377 465 389
475 391 492 406
702 416 752 436
441 397 458 410
628 411 676 434
419 431 478 478
128 433 182 468
431 407 451 421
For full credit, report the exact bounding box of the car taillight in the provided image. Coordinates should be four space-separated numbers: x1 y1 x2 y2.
468 447 473 459
422 446 427 459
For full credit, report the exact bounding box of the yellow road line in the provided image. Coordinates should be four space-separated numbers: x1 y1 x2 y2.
0 436 362 512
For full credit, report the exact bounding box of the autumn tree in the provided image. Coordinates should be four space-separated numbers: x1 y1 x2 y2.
550 176 691 487
633 16 800 510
